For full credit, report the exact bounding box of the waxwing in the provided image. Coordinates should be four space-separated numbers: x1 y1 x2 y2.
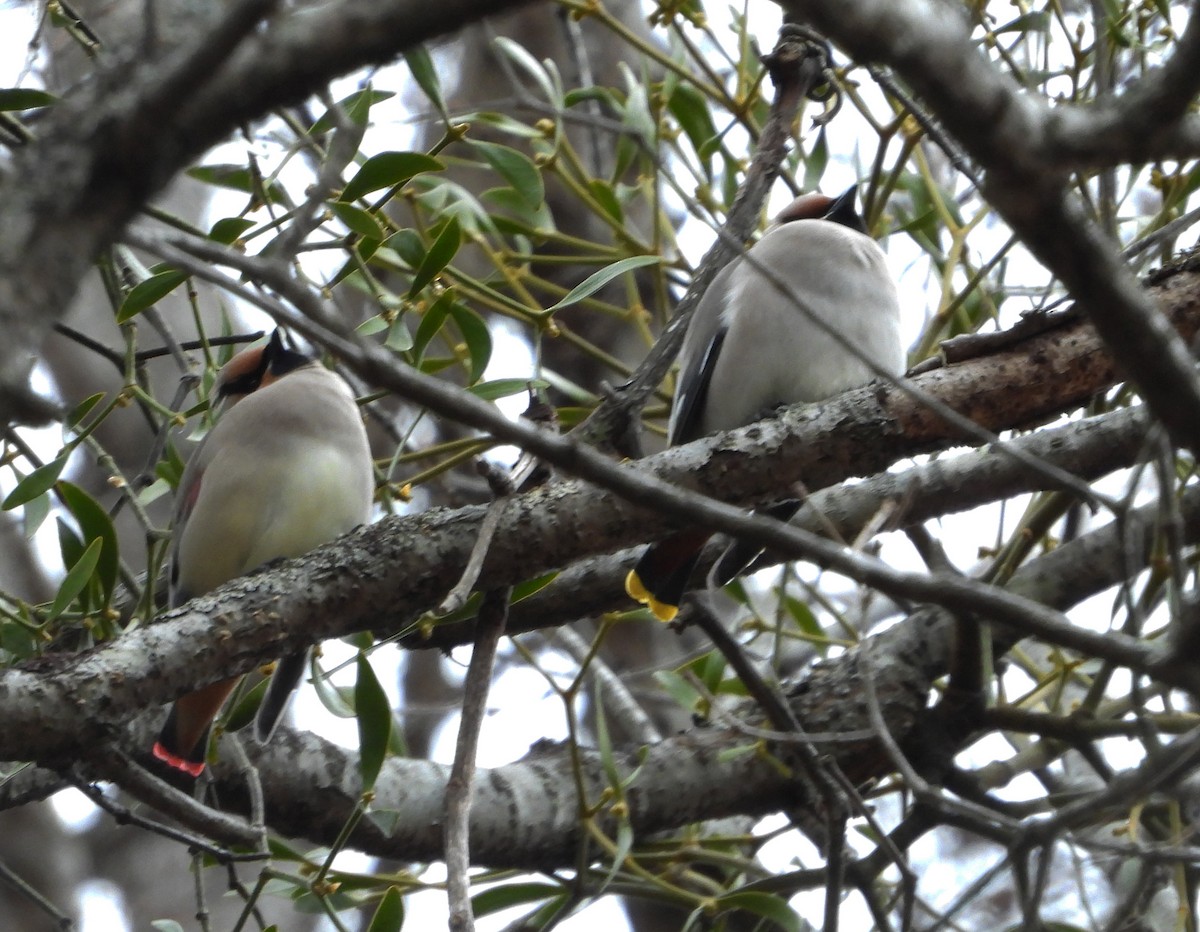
626 186 905 622
152 330 374 776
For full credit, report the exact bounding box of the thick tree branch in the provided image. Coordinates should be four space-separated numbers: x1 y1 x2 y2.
448 402 1152 649
42 481 1196 867
1 265 1197 767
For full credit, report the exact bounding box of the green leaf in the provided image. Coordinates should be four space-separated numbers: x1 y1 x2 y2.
618 62 657 150
564 86 622 111
716 743 758 764
405 47 446 115
994 10 1051 33
150 921 186 932
365 886 405 932
385 316 414 352
714 892 802 932
156 440 186 490
653 669 702 713
311 663 355 719
696 649 726 695
0 620 38 661
57 481 119 606
418 356 456 376
448 301 491 384
668 83 717 176
50 537 102 620
342 631 374 651
408 217 462 297
386 229 425 269
3 455 69 510
0 88 58 111
20 490 51 539
545 255 660 312
593 681 633 894
66 392 106 429
482 187 554 233
408 177 496 236
356 653 393 792
116 269 188 322
492 36 560 106
341 152 444 202
224 678 268 733
135 477 170 509
512 571 557 602
186 164 288 204
363 809 403 836
331 201 384 240
357 315 389 337
587 179 624 224
310 89 395 134
472 882 561 918
594 680 620 789
208 217 256 245
411 291 455 364
471 140 544 209
469 378 548 401
292 889 361 914
803 126 828 193
784 595 824 643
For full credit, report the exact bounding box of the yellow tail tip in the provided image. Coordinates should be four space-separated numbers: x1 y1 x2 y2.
624 571 680 623
625 570 651 602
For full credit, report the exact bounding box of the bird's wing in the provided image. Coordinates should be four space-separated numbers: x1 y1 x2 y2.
670 264 735 445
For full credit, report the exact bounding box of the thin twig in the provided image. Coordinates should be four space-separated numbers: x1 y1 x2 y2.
685 595 851 863
191 848 213 932
546 625 662 745
438 481 509 615
83 750 261 850
0 858 73 931
445 461 517 932
225 734 269 854
445 586 511 932
66 770 266 863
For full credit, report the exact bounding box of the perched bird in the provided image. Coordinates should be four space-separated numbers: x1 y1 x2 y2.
152 330 373 776
626 186 905 622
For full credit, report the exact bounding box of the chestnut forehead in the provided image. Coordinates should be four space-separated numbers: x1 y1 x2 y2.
775 193 835 223
215 344 267 389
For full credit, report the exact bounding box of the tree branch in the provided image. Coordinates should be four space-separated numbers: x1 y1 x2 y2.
1 264 1197 766
95 484 1200 865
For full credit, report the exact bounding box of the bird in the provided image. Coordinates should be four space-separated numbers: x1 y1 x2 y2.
625 185 905 622
152 329 374 777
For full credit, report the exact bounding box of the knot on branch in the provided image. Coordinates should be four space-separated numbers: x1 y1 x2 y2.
765 24 842 126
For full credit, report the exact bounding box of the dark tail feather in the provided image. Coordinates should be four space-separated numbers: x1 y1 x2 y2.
255 650 309 743
625 528 713 622
708 501 802 589
152 705 210 778
151 676 240 777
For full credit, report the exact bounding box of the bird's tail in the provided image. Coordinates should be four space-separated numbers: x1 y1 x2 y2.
255 650 309 743
624 528 712 622
152 677 240 778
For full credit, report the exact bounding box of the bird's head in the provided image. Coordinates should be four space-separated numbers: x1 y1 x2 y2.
773 185 866 234
213 329 314 409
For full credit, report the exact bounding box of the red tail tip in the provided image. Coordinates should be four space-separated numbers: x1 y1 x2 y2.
152 741 206 777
